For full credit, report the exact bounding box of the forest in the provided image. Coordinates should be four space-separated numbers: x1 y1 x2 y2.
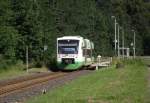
0 0 149 68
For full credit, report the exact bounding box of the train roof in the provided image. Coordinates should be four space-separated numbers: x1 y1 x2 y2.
57 36 94 49
57 36 84 40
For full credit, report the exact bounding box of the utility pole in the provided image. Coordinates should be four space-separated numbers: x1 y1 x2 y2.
132 30 136 58
122 29 125 58
117 24 120 58
26 46 29 73
120 27 124 58
44 45 48 66
134 31 136 58
111 16 117 56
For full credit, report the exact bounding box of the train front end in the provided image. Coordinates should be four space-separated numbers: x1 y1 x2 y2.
57 36 84 70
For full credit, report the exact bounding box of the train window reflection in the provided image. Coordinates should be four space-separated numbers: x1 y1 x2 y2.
58 40 79 54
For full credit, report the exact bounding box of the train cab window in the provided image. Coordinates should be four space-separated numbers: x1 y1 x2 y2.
58 40 79 54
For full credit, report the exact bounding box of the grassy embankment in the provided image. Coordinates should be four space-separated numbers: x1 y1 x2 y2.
28 59 148 103
0 61 26 80
0 62 48 80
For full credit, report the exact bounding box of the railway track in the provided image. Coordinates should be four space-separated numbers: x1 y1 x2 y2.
0 72 68 97
0 72 55 87
0 69 92 103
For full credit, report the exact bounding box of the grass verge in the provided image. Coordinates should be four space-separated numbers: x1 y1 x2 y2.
0 64 48 80
27 60 148 103
0 62 27 80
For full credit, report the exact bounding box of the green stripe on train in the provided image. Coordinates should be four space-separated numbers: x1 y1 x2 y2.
57 62 84 70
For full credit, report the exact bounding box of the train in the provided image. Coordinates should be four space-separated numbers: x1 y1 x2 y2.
57 36 94 70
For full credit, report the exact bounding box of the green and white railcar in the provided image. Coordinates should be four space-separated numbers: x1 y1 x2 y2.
57 36 94 70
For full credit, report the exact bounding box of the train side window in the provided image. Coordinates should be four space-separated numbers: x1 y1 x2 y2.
83 49 92 57
83 49 86 56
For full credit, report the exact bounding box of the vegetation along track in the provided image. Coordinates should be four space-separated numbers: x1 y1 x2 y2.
0 72 68 97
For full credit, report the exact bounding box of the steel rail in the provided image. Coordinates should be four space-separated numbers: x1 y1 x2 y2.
0 72 68 97
0 72 55 87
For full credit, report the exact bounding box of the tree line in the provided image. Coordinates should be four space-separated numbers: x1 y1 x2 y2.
0 0 149 68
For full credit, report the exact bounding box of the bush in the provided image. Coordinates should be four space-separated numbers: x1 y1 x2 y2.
0 55 24 72
0 57 13 71
116 60 124 69
115 58 145 69
14 60 24 70
46 57 58 72
122 59 144 66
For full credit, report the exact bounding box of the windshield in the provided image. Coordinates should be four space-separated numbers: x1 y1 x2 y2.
58 40 79 54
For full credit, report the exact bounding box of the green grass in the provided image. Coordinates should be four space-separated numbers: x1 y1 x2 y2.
27 60 148 103
0 65 48 80
0 65 27 80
